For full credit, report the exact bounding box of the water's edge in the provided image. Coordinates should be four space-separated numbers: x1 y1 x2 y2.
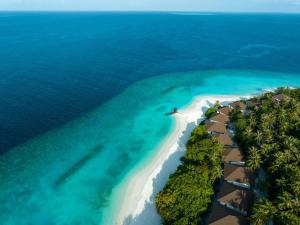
1 70 300 225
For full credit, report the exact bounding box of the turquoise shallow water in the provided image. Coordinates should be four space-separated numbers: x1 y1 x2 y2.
0 70 300 225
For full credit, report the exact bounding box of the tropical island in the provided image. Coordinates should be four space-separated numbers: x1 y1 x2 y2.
155 88 300 225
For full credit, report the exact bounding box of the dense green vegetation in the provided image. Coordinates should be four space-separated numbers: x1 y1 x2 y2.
155 125 223 225
231 88 300 225
204 101 221 118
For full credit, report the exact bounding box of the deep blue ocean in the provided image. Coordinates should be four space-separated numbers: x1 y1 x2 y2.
1 12 300 225
1 12 300 152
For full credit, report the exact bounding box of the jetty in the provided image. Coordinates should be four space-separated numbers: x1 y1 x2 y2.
165 107 179 116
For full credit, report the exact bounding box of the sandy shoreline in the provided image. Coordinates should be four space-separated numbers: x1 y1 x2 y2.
114 95 244 225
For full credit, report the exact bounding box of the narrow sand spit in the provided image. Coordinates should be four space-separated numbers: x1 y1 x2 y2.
115 95 245 225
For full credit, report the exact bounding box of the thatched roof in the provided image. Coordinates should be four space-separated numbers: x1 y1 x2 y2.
223 147 245 162
207 202 249 225
217 106 233 116
217 181 253 212
230 101 247 110
210 113 230 124
224 163 253 184
272 93 291 101
212 133 233 146
205 120 227 134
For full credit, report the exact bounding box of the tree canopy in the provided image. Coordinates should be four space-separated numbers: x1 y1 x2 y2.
232 87 300 225
204 101 222 119
156 126 223 225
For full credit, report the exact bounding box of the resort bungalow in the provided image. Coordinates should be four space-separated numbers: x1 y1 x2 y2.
209 113 230 124
217 106 232 116
223 147 245 164
246 99 260 109
217 181 253 213
212 133 234 146
205 120 227 134
224 163 253 184
207 202 249 225
272 93 291 101
229 101 247 111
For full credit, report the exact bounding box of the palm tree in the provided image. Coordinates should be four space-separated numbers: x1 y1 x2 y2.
262 113 275 130
290 179 300 196
269 159 281 174
284 136 295 147
255 131 263 145
244 127 253 139
276 192 295 210
269 151 293 174
260 144 271 158
275 177 288 191
265 129 273 144
249 114 256 129
280 121 290 135
251 198 276 225
277 108 290 134
247 146 262 171
276 192 300 224
214 100 221 109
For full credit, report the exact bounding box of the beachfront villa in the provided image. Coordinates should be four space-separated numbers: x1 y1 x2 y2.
272 93 291 101
156 91 299 225
217 181 253 213
246 99 260 109
207 202 249 225
223 147 245 163
212 133 234 146
224 163 253 184
209 113 230 124
206 101 254 225
229 101 247 111
217 106 233 116
205 120 227 134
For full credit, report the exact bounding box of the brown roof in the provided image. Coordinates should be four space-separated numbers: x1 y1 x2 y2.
207 202 249 225
217 181 254 212
230 101 247 110
224 163 253 184
217 106 232 116
246 100 260 108
205 120 227 134
212 133 233 146
223 147 245 162
210 113 230 124
272 93 291 101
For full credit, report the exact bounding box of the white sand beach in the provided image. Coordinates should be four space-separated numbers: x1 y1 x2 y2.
114 95 245 225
